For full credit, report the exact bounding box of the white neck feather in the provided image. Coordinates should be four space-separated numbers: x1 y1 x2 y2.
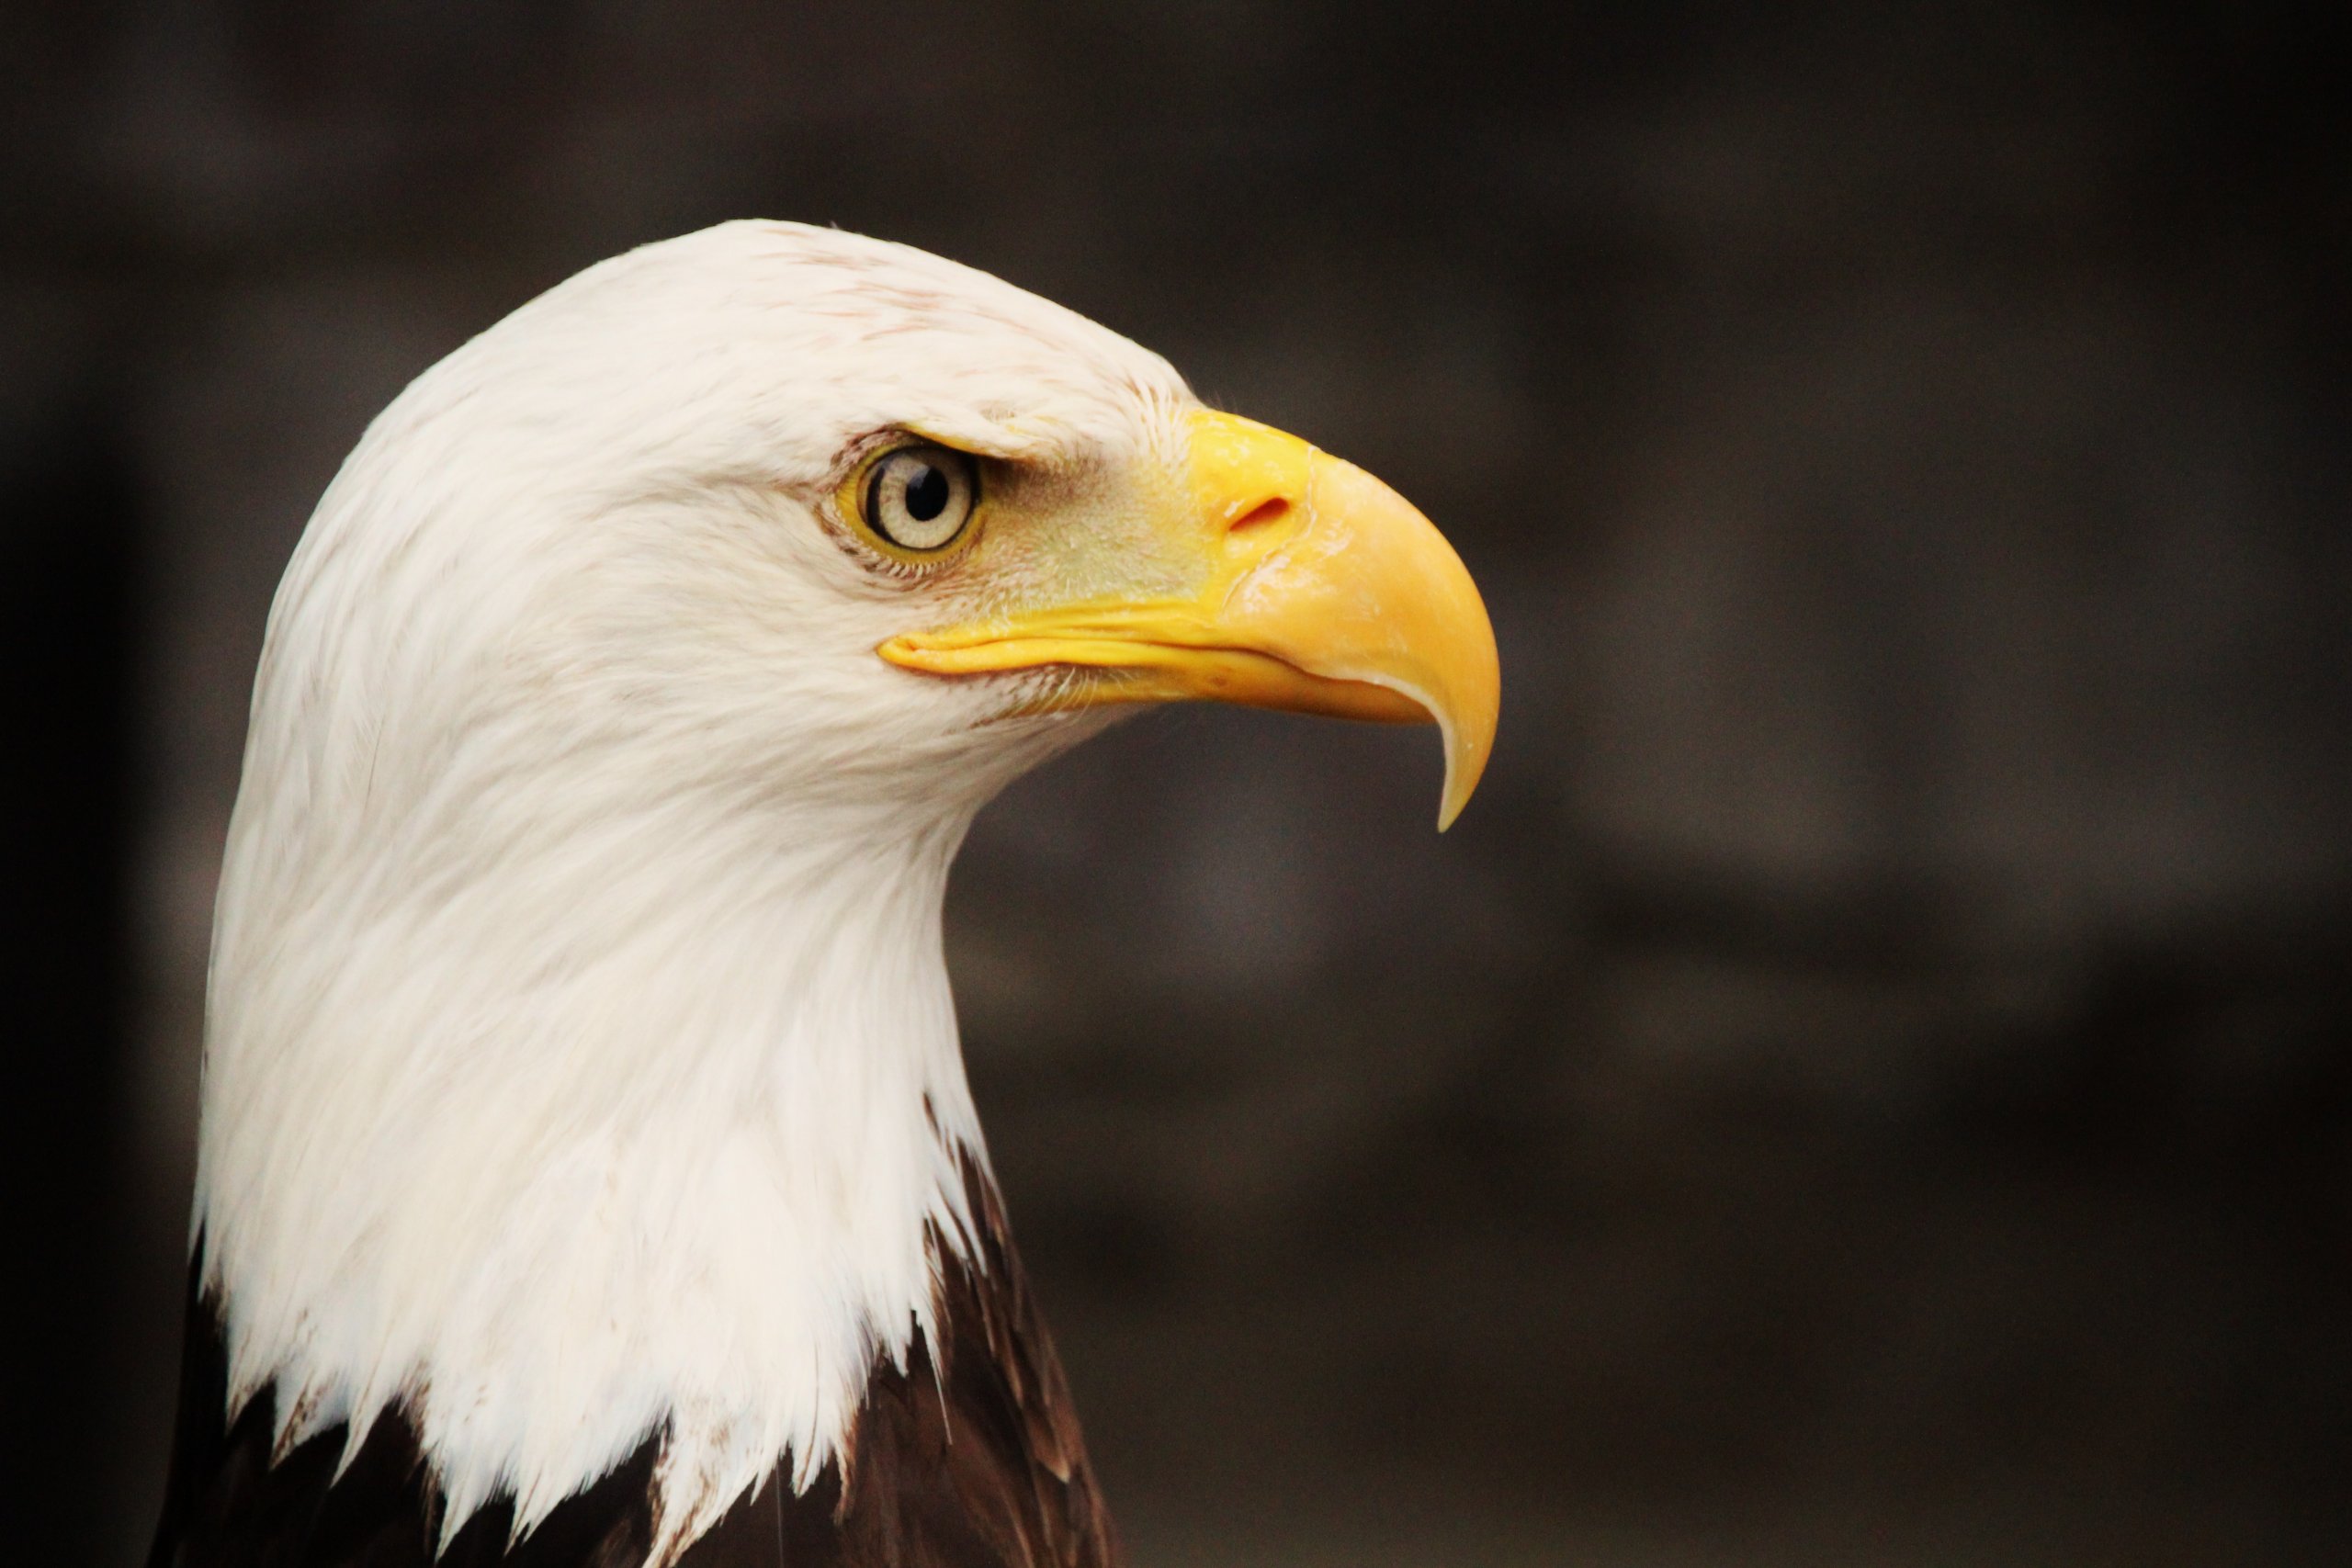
198 781 995 1554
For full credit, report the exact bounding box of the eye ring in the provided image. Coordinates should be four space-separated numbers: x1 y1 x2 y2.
856 444 979 556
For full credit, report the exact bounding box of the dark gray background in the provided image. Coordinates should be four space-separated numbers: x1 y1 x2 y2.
6 3 2347 1563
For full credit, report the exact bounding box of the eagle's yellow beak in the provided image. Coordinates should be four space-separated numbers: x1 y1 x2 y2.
880 409 1500 829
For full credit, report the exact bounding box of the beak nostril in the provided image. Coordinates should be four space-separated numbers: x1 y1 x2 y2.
1229 497 1291 534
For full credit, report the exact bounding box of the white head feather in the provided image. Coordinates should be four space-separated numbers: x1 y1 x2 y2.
195 220 1193 1555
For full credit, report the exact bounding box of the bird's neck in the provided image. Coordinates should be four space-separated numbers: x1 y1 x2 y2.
195 793 993 1551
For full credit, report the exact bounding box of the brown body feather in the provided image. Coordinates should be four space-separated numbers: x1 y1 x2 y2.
148 1158 1118 1568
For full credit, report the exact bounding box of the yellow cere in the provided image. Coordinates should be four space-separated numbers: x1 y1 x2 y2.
878 408 1500 829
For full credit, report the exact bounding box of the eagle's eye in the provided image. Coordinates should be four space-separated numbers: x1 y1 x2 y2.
859 445 978 555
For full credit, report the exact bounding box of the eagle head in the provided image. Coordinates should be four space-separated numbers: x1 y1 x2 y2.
185 220 1498 1563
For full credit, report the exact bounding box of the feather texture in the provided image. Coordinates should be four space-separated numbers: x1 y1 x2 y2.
185 221 1176 1551
152 1154 1116 1568
172 220 1191 1563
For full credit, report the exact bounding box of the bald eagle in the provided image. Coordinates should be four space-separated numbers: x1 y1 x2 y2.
149 221 1498 1568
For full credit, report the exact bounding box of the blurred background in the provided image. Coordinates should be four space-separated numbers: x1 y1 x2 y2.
6 3 2348 1563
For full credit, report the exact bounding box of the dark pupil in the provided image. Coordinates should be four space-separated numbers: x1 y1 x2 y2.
902 463 949 523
